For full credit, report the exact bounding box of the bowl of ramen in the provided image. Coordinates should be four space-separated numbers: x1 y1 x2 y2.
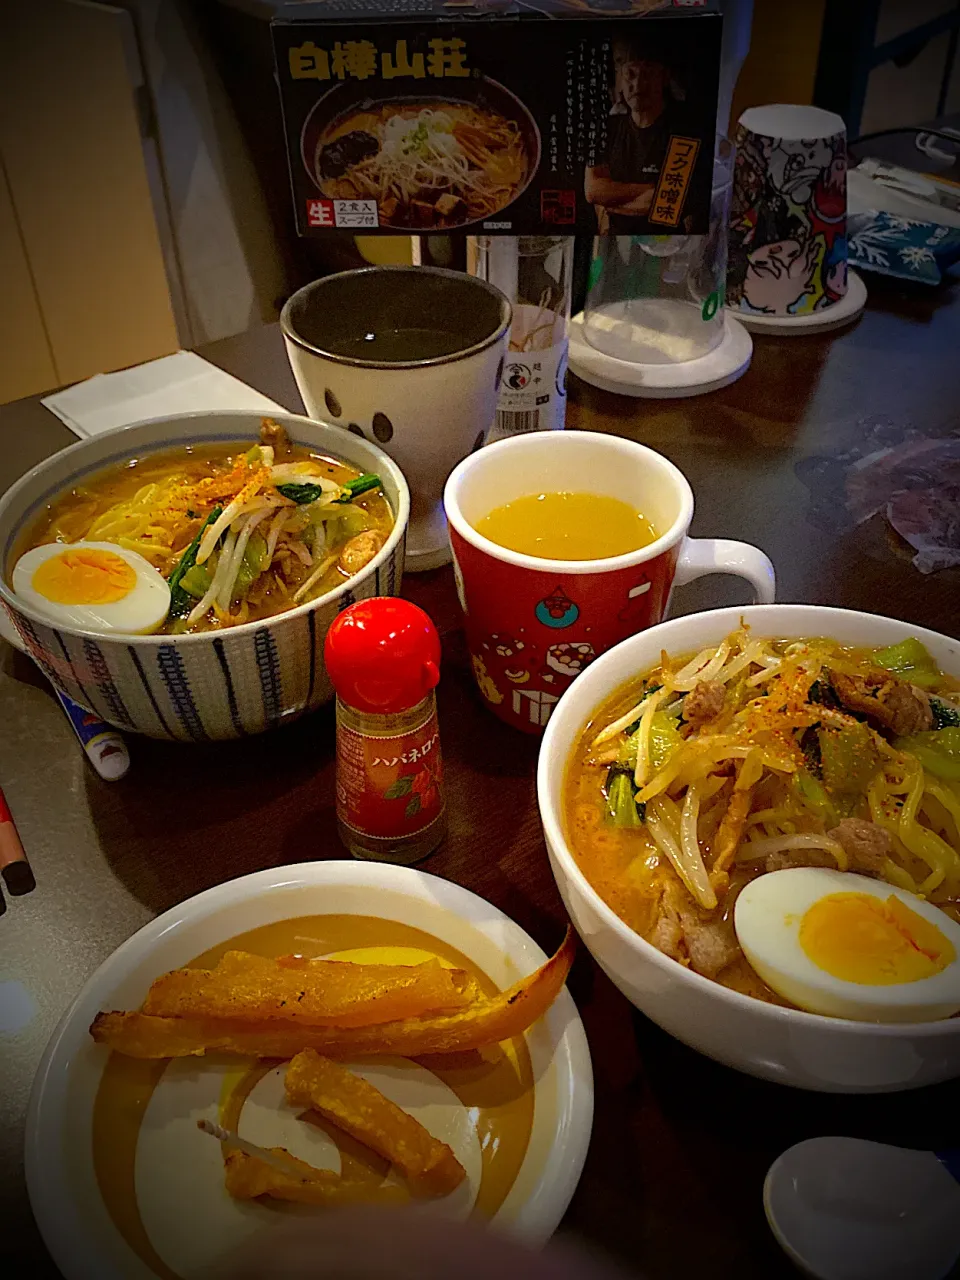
302 77 540 230
0 410 409 740
538 604 960 1092
26 861 592 1280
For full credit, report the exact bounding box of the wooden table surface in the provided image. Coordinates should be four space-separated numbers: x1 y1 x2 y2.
2 278 960 1279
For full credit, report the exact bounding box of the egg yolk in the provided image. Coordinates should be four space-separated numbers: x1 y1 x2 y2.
799 892 955 985
32 549 136 605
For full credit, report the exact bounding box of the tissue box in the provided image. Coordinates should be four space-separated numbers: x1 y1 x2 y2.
271 0 721 236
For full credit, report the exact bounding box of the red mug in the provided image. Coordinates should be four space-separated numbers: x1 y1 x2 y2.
444 431 775 733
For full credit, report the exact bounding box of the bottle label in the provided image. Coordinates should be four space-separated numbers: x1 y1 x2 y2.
336 709 444 840
489 338 567 441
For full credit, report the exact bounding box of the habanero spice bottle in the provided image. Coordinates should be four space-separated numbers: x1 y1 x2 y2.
324 598 445 864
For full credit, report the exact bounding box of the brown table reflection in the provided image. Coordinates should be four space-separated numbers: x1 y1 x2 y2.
2 274 959 1279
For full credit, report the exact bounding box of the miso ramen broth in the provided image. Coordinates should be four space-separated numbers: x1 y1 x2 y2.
564 627 960 1014
15 426 393 635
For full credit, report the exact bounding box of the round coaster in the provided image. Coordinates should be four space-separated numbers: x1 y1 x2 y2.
727 269 868 336
568 311 753 399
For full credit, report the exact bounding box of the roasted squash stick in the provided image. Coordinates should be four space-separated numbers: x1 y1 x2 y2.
144 951 477 1028
223 1148 406 1206
285 1050 464 1197
90 928 575 1060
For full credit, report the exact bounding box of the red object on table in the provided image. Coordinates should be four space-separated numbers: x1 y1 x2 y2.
324 597 441 714
325 599 445 862
448 520 676 734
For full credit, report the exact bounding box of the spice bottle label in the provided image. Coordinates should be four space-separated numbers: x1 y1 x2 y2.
489 340 567 441
336 710 444 840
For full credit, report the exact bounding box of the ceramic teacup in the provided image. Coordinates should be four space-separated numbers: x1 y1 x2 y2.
282 266 511 571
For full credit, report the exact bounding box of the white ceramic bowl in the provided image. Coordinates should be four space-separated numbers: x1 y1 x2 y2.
538 604 960 1093
0 411 409 740
27 862 593 1280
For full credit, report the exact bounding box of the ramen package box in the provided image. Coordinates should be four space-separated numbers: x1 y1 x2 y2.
272 0 721 236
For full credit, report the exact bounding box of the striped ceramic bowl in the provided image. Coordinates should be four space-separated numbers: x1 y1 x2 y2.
0 411 409 741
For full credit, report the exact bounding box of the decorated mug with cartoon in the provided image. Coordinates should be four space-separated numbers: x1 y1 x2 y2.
444 432 775 733
727 104 848 318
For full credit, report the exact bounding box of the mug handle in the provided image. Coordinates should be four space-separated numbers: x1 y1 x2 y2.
673 538 776 603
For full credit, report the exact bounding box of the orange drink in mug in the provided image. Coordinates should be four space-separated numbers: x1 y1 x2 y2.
444 431 775 732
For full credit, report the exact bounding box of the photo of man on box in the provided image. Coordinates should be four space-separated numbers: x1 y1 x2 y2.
584 38 690 234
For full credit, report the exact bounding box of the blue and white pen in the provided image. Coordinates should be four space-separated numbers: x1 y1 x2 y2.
54 690 130 780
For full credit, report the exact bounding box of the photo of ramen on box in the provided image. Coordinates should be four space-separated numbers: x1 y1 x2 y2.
310 92 536 230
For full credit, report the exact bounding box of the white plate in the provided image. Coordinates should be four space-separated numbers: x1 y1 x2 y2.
26 862 593 1280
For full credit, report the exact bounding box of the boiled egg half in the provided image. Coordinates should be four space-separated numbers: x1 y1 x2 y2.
12 541 170 634
734 867 960 1022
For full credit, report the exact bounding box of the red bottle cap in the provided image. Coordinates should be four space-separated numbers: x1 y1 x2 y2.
324 598 441 715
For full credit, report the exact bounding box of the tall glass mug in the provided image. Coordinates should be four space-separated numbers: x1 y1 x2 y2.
444 431 775 733
282 267 511 572
583 140 734 365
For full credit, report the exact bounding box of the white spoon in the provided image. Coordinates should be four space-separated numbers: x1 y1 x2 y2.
764 1137 960 1280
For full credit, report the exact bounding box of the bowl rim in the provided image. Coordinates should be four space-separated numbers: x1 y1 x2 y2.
25 861 594 1279
538 602 960 1038
0 409 410 647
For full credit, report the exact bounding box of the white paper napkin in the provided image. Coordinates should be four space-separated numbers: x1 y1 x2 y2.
41 351 286 439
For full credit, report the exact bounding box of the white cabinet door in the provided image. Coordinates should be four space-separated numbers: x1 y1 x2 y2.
0 0 180 399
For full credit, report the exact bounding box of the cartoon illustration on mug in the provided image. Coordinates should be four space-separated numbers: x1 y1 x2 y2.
482 635 542 687
766 135 834 205
821 235 848 306
541 641 596 686
811 152 846 235
534 586 580 629
471 652 503 706
512 686 559 729
618 578 653 624
728 125 846 317
740 237 823 315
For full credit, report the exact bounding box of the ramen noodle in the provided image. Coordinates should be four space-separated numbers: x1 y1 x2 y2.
317 104 527 228
565 626 960 1006
14 420 393 635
